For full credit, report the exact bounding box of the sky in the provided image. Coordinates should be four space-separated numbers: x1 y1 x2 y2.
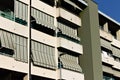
94 0 120 23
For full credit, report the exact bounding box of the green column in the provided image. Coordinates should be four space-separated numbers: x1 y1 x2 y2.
78 1 103 80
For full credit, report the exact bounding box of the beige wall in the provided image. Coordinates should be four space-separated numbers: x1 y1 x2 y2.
57 69 84 80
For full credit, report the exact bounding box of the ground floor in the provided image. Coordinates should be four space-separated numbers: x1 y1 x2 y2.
0 68 54 80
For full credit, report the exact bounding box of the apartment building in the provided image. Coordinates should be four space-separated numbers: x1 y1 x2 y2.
0 0 85 80
99 11 120 80
0 0 120 80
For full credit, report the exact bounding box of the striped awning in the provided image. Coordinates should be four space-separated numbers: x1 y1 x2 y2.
0 30 14 50
100 38 112 50
57 22 80 41
14 35 28 62
59 52 82 72
61 58 82 72
15 0 28 22
31 41 56 69
31 8 55 30
112 46 120 57
35 18 56 30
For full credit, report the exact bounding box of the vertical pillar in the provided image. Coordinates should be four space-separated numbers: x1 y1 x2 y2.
116 30 120 41
103 22 109 32
55 0 59 80
78 1 103 80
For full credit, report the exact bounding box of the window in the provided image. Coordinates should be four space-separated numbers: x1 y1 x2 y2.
0 47 14 57
101 47 112 58
40 0 55 6
102 50 108 58
103 73 114 80
113 56 120 62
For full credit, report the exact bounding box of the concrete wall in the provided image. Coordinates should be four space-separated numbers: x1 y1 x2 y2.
78 1 103 80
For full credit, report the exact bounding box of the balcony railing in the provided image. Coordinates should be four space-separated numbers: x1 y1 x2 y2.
0 10 14 21
0 10 27 26
57 33 80 44
101 53 114 65
99 29 112 41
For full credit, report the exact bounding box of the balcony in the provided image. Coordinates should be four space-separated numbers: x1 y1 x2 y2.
57 8 81 27
113 60 120 70
32 0 55 16
0 16 56 47
101 53 114 65
57 69 84 80
57 37 83 54
99 29 112 41
0 55 57 79
111 38 120 49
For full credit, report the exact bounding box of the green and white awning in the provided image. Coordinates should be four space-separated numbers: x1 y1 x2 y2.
31 40 56 69
0 29 14 50
14 35 28 62
15 0 28 22
31 8 55 30
59 52 82 72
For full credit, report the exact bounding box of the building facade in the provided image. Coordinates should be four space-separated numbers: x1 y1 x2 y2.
0 0 120 80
